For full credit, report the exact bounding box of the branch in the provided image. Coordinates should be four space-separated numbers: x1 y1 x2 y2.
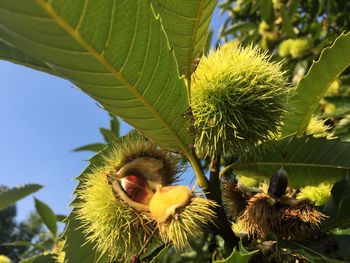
205 155 239 252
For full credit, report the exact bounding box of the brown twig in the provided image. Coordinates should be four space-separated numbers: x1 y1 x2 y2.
205 155 239 253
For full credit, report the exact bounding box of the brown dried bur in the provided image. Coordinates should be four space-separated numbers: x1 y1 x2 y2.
239 193 277 237
277 198 327 240
222 182 250 219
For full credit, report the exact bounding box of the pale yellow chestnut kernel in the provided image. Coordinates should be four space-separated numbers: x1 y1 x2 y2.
149 185 192 224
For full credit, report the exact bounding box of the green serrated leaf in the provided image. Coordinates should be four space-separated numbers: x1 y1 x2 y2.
214 241 258 263
72 143 106 153
19 254 57 263
2 241 47 251
110 115 120 137
151 0 218 77
0 0 192 154
34 198 57 239
324 176 350 229
99 128 117 143
234 136 350 188
282 32 350 136
0 184 42 210
149 245 171 263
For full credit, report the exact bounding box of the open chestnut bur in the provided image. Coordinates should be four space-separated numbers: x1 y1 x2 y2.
76 134 216 262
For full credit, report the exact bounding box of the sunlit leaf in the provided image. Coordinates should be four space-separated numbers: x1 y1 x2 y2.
282 32 350 136
34 198 58 239
151 0 218 77
234 136 350 188
0 184 42 210
0 0 192 154
72 143 106 153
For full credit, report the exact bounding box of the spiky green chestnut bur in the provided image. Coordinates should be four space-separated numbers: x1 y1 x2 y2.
278 39 309 58
306 116 335 139
76 168 156 262
191 42 289 157
76 135 182 261
297 183 332 206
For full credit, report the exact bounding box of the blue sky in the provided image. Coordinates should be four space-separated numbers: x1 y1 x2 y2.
0 5 228 224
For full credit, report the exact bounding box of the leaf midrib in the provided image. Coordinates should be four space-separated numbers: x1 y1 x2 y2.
235 162 350 170
35 0 189 154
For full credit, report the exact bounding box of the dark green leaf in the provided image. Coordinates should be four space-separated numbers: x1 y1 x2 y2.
151 0 218 76
34 198 57 239
323 176 350 229
63 214 108 263
19 254 57 263
282 32 350 136
2 241 47 251
234 136 350 188
56 214 67 222
279 239 345 263
0 184 42 210
110 115 120 137
214 241 258 263
204 29 213 55
72 143 106 153
100 128 117 143
149 245 171 263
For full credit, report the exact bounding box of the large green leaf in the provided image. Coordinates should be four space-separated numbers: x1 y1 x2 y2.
234 136 350 188
0 0 192 154
63 214 109 263
0 184 42 210
324 176 350 229
34 197 58 239
282 32 350 136
151 0 218 77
